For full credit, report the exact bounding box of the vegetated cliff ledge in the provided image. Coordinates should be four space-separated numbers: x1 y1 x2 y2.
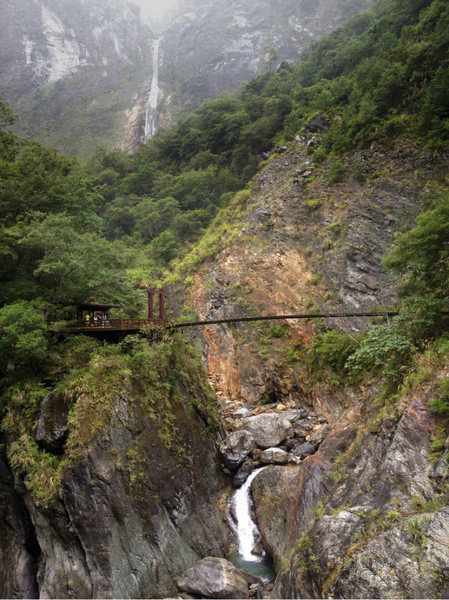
0 337 231 598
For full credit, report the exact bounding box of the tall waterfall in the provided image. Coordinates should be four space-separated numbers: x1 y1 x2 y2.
144 39 160 142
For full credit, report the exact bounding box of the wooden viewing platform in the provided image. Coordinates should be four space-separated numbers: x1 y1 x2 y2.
65 291 166 340
67 318 163 333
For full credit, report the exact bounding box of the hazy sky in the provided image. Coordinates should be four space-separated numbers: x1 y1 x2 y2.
131 0 178 21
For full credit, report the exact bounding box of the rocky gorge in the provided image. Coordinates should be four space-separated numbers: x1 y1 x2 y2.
1 0 449 598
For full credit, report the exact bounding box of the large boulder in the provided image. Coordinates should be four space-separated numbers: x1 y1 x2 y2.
240 413 293 449
219 430 255 471
177 557 256 599
260 448 289 465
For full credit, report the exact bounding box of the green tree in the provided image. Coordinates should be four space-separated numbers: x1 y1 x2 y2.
383 194 449 300
0 301 48 375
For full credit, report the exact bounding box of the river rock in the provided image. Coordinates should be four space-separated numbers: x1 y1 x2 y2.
282 409 308 422
232 458 254 488
294 442 316 458
306 423 331 448
233 407 252 419
260 448 289 465
219 430 256 471
240 414 293 449
177 557 254 599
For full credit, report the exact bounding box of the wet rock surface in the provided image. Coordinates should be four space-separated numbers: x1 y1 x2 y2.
219 402 330 486
177 556 260 599
219 430 256 472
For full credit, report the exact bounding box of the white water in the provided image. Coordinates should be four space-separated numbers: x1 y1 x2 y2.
144 39 160 141
229 467 266 562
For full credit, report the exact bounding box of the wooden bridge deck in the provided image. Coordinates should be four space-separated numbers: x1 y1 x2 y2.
67 318 164 333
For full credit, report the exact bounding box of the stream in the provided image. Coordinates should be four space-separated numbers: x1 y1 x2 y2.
228 467 275 582
144 39 160 141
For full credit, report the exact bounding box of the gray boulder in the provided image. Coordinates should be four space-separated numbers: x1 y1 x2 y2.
233 407 252 419
177 557 255 599
219 430 255 471
232 458 254 488
305 113 330 133
260 448 289 465
294 442 316 458
240 413 293 449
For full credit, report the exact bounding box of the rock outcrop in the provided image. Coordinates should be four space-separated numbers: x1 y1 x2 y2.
186 137 448 411
1 365 232 598
249 389 449 599
177 556 260 599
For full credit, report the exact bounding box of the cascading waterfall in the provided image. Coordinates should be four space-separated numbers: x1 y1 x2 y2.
144 39 160 142
228 467 275 581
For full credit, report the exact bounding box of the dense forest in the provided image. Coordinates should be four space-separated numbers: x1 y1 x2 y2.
1 0 449 540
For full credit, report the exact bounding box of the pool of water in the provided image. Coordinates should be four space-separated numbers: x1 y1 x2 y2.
228 550 275 583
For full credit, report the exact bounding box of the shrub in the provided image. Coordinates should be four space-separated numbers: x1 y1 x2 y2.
345 316 417 380
308 331 358 371
329 160 346 184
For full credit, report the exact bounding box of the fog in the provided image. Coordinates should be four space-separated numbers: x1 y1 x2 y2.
130 0 178 22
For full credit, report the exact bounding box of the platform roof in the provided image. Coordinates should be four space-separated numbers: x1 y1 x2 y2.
76 302 121 311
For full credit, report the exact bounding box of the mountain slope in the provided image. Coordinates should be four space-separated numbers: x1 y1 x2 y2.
158 0 376 125
0 0 376 159
1 0 154 158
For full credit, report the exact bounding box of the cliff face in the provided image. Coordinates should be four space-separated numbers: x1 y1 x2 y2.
252 356 449 598
1 0 376 158
1 0 154 158
0 339 230 598
158 0 376 124
183 130 447 410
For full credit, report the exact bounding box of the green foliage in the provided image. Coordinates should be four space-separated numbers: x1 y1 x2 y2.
308 331 359 372
328 160 346 184
345 314 417 380
0 301 48 376
428 378 449 415
383 193 449 301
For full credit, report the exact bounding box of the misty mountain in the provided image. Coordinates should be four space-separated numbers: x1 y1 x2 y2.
158 0 375 125
0 0 154 158
1 0 375 159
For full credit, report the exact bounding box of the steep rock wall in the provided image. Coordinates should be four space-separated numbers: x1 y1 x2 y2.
183 134 448 413
159 0 376 123
0 341 231 598
1 0 154 158
251 363 449 598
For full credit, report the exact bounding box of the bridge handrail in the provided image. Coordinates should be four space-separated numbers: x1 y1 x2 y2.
67 318 161 330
